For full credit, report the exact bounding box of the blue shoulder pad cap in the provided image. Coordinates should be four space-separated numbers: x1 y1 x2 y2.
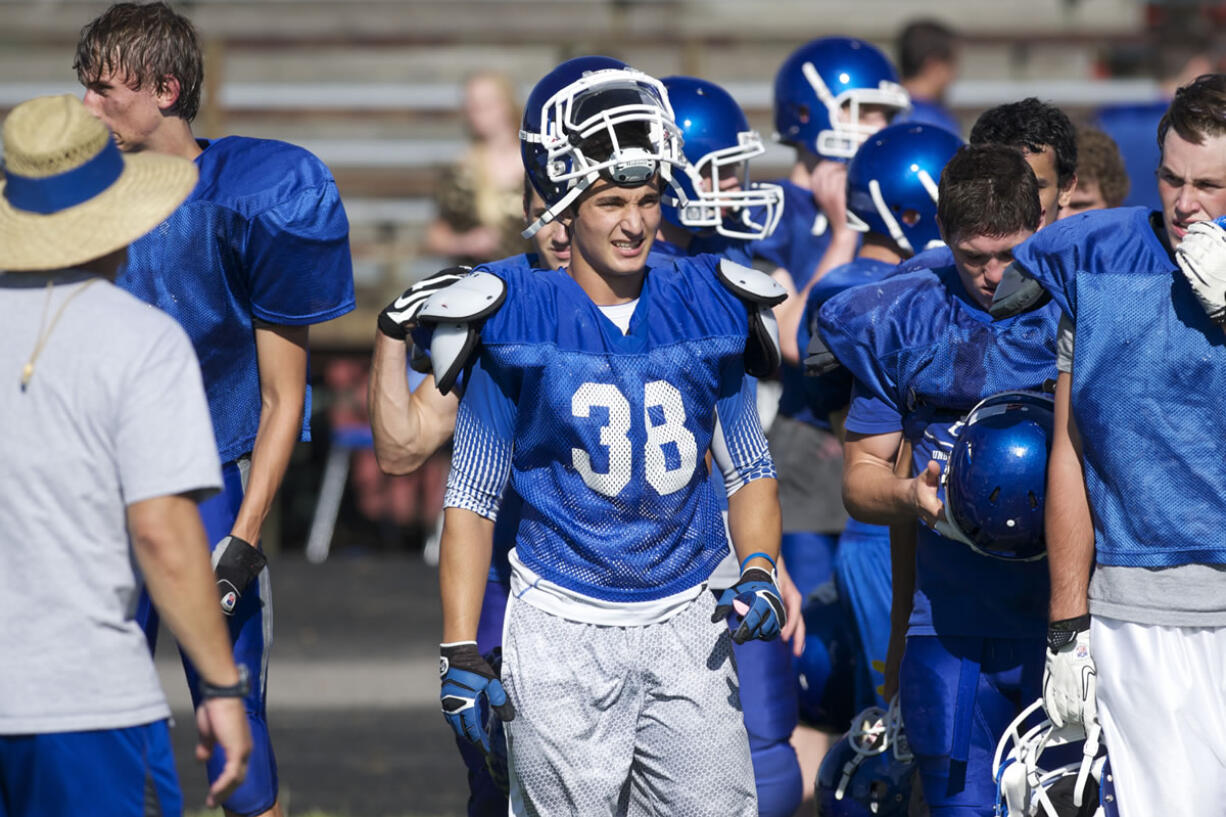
716 259 787 378
417 272 507 395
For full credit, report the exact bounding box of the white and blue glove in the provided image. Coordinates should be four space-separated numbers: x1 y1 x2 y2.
712 553 786 643
1175 217 1226 326
1043 616 1097 730
439 641 515 754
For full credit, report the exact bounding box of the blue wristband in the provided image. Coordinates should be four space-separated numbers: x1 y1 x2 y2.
739 551 776 571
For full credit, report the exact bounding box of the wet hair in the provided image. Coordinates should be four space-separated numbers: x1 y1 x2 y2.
938 144 1040 243
898 19 958 80
969 98 1078 188
1075 127 1130 208
1158 73 1226 154
74 2 203 122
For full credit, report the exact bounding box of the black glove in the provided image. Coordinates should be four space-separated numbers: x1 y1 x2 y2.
377 266 470 340
214 535 267 616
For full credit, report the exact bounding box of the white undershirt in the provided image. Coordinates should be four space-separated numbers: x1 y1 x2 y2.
597 299 639 334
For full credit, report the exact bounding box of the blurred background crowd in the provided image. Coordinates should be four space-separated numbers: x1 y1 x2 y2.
3 0 1223 561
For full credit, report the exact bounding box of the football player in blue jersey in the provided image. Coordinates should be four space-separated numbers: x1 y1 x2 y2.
992 73 1226 816
419 56 789 816
802 122 962 722
818 144 1062 816
74 5 355 817
895 20 962 134
762 36 910 794
370 180 572 817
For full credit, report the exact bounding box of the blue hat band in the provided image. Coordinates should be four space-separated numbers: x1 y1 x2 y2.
4 138 124 215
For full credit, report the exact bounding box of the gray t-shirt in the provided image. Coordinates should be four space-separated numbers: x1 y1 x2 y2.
1056 314 1226 626
0 273 221 733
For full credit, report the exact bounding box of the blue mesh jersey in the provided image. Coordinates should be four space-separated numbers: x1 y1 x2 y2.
895 244 952 275
440 256 775 605
118 136 355 463
817 263 1061 638
1094 101 1166 211
1014 207 1226 568
797 257 897 428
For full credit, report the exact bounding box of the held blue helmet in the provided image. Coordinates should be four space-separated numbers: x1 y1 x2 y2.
659 76 783 240
774 37 910 160
941 391 1056 561
817 698 915 816
846 122 963 255
519 56 686 238
795 579 856 731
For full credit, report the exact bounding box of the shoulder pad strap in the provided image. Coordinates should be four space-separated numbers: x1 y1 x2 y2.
418 272 507 395
717 259 787 307
418 271 506 323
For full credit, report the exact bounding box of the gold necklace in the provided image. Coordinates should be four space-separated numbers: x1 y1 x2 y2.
21 277 101 390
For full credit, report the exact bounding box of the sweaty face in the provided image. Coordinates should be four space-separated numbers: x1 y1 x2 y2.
1158 130 1226 250
1022 146 1073 228
949 229 1034 310
526 190 572 270
81 68 168 152
569 178 661 282
1058 178 1109 219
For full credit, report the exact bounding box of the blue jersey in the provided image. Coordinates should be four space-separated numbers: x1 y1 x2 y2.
894 244 953 275
1014 207 1226 568
895 98 960 135
442 256 774 605
817 263 1061 637
118 136 355 463
1094 101 1166 212
798 258 897 427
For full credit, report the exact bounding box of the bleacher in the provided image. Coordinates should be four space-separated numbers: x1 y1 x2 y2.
0 0 1160 347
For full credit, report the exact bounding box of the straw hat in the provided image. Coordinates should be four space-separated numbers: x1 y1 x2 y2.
0 94 198 271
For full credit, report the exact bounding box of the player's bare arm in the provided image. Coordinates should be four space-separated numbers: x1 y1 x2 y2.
369 333 460 475
127 493 253 807
1045 371 1095 622
438 507 496 644
229 323 308 545
883 438 916 701
843 429 942 526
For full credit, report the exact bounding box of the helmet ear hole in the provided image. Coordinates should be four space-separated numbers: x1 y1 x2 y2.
988 486 1000 504
1027 491 1039 509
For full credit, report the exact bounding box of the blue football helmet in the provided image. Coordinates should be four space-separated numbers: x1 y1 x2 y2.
846 122 963 255
994 698 1110 817
817 697 915 816
941 391 1056 561
659 75 783 240
795 579 856 731
520 55 686 238
774 37 910 160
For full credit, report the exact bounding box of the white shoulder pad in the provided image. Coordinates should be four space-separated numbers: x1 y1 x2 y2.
417 271 506 323
418 272 506 395
717 259 787 307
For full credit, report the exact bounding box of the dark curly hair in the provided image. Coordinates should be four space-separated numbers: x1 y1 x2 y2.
969 98 1078 188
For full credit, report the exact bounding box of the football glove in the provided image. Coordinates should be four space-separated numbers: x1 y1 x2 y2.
377 266 471 340
482 647 510 796
213 535 267 616
712 567 786 644
440 641 515 754
1175 218 1226 326
1043 618 1097 729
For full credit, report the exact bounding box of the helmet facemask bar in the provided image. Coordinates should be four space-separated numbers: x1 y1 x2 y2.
832 698 914 804
802 60 911 159
520 69 689 238
667 131 784 240
993 699 1106 817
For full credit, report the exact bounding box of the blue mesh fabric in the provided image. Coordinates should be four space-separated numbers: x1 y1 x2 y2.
819 262 1060 637
444 258 776 603
1015 206 1226 567
118 136 354 462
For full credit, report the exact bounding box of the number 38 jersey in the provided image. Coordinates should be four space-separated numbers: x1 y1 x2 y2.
444 256 775 623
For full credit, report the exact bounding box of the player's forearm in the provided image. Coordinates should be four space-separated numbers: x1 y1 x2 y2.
842 458 917 525
439 507 496 643
1046 373 1094 621
369 334 457 475
727 477 782 570
230 386 301 543
887 438 917 631
231 325 308 544
129 495 241 687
